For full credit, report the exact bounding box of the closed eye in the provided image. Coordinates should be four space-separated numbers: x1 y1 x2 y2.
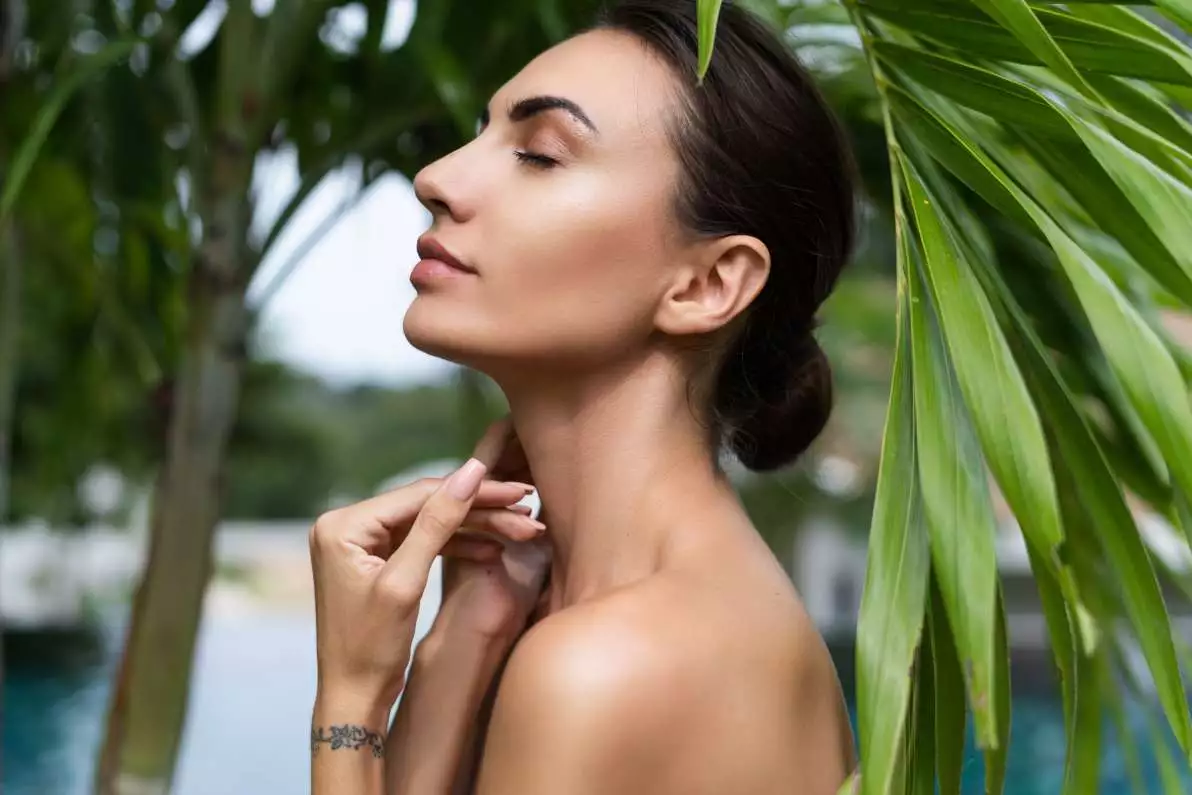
514 150 558 169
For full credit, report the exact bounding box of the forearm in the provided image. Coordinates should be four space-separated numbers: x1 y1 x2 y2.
384 629 515 794
454 664 509 795
311 691 391 795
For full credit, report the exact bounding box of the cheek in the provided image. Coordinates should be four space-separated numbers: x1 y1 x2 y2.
489 188 668 356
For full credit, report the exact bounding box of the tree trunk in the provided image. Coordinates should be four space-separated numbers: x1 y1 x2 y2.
96 144 252 795
95 278 248 795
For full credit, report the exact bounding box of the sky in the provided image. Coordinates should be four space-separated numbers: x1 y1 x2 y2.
247 149 455 388
186 0 456 388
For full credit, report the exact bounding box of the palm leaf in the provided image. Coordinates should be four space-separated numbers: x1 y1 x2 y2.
697 1 1192 791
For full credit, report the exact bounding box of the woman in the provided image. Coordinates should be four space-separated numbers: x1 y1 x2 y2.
311 0 859 792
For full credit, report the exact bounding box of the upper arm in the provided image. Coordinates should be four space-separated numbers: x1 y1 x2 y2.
473 613 685 795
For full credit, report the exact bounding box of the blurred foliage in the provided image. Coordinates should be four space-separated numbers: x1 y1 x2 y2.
2 7 187 525
223 359 337 518
223 366 472 518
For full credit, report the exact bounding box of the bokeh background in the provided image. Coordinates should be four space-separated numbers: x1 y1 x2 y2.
3 1 1192 793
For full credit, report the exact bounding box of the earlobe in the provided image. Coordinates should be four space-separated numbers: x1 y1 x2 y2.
654 235 770 337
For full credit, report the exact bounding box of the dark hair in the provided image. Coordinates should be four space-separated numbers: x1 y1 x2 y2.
592 0 857 472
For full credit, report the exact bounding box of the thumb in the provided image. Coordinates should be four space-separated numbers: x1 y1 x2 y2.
381 458 488 591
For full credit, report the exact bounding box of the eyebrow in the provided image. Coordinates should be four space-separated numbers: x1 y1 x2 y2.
478 94 600 136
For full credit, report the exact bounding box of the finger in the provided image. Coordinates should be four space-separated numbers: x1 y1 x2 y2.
440 536 505 562
463 506 544 542
382 458 488 590
347 477 532 536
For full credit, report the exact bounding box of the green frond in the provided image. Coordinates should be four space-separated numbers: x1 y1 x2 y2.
691 2 1192 791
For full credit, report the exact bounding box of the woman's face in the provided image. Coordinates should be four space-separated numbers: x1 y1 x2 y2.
404 29 689 377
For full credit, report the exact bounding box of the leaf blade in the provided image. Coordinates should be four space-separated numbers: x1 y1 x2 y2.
696 0 724 82
906 228 1000 749
972 0 1096 96
929 577 967 795
855 236 932 795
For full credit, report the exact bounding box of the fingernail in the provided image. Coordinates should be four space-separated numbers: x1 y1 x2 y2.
447 458 487 499
528 518 546 532
507 482 535 494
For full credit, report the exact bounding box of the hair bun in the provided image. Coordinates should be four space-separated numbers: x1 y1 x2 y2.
725 333 833 472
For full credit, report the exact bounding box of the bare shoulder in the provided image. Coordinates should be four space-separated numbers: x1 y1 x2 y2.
491 576 706 733
473 579 704 793
475 555 853 794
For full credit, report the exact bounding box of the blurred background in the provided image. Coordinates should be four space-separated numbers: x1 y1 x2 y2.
2 0 1191 793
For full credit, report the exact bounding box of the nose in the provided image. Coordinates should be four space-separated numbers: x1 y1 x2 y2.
413 163 450 218
413 146 476 224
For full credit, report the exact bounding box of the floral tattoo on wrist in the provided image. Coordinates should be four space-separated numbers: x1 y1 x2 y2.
310 724 385 758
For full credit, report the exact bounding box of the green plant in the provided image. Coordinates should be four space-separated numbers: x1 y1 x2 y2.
695 2 1192 793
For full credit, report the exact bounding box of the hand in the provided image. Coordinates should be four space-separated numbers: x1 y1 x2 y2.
433 416 552 642
309 459 543 711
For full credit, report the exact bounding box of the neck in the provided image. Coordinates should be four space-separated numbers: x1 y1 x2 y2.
496 352 741 609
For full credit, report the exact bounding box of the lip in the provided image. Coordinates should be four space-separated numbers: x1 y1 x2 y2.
416 235 476 274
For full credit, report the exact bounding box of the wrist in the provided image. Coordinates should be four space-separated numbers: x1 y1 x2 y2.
314 683 395 725
424 605 524 652
419 627 517 676
405 627 515 710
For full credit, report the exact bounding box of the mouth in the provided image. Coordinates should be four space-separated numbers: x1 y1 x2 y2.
415 235 476 275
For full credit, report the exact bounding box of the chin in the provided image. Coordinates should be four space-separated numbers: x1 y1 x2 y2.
403 300 491 369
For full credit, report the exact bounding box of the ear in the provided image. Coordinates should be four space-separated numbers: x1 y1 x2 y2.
654 234 770 337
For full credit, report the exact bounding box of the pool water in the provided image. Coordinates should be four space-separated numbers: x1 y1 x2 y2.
3 615 1189 794
4 613 320 795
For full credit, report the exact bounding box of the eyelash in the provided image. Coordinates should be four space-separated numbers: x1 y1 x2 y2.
514 150 558 169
